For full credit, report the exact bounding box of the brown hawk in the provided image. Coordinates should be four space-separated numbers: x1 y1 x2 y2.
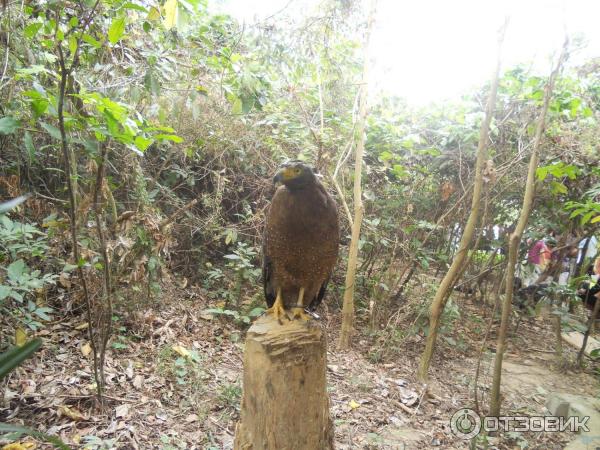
263 161 339 322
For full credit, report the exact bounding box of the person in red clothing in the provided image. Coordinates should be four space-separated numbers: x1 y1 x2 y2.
524 238 551 286
528 239 550 267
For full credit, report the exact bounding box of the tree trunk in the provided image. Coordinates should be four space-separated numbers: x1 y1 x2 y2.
234 315 333 450
416 20 507 382
489 39 568 416
338 0 377 349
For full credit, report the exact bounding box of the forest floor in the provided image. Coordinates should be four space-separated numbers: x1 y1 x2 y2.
1 279 599 450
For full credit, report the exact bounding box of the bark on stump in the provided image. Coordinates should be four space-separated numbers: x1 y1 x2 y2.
234 314 333 450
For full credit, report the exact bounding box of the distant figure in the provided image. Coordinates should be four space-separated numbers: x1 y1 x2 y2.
523 238 551 286
578 235 598 263
577 257 600 311
528 239 551 268
558 245 579 286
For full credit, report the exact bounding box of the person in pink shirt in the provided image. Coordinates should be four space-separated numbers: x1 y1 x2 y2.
528 239 551 270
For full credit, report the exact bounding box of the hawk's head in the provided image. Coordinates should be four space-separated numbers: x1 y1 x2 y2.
273 160 317 189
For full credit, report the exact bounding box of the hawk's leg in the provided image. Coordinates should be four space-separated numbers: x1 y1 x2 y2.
292 287 312 321
265 288 288 324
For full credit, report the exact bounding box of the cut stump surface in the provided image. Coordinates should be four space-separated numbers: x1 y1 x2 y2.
234 315 333 450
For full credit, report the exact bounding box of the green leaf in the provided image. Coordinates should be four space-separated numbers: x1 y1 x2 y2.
248 307 265 317
0 285 11 300
550 181 568 195
82 33 102 48
23 132 36 163
581 211 594 226
62 263 78 272
417 148 441 157
7 259 26 281
134 135 154 151
0 339 42 380
147 6 161 20
144 70 161 95
31 98 48 117
591 215 600 224
392 164 408 178
568 98 581 118
536 166 549 181
24 22 43 39
69 35 78 55
69 16 79 28
0 116 19 135
123 2 148 12
40 122 62 140
163 0 178 29
155 134 183 143
108 17 126 45
231 97 242 115
0 422 71 450
569 208 586 219
379 151 393 162
34 307 53 321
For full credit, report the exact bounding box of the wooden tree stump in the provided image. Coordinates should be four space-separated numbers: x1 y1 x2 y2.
234 314 334 450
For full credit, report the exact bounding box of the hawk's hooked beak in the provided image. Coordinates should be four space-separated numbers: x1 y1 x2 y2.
273 167 294 185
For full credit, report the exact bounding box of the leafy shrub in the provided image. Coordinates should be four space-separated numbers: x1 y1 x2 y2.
0 215 57 329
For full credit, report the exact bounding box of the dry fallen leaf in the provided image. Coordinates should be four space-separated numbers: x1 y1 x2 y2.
75 322 89 331
115 404 129 418
185 413 198 423
132 375 143 389
58 272 71 288
15 328 27 347
349 400 360 410
172 344 190 357
179 277 188 289
81 342 92 357
2 443 36 450
58 405 86 421
125 361 134 379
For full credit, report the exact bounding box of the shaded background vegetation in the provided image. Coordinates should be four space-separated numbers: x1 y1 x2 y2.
0 1 599 446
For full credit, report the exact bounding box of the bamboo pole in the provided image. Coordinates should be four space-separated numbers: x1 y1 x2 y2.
489 38 568 416
338 0 377 349
417 20 508 381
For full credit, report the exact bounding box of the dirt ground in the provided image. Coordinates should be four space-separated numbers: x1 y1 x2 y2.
1 282 598 450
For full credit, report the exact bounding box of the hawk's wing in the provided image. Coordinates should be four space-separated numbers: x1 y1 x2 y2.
262 238 276 308
307 276 330 311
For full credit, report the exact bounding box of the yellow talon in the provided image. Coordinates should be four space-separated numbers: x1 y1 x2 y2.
265 289 288 324
290 287 311 321
291 307 312 321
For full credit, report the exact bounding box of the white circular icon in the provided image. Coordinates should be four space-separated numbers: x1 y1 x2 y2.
450 408 482 439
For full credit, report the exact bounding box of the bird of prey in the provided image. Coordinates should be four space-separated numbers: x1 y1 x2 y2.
263 161 339 322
